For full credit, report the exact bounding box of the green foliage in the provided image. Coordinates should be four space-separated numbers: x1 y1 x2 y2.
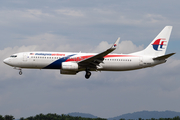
4 115 14 120
23 113 107 120
0 114 180 120
20 117 24 120
119 119 125 120
0 115 4 120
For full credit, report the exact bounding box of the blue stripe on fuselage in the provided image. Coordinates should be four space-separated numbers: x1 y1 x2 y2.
43 54 76 69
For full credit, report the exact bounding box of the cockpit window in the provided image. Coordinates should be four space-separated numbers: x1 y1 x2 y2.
10 55 17 58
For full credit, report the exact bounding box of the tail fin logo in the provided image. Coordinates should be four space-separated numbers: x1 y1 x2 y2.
114 44 117 47
152 38 166 51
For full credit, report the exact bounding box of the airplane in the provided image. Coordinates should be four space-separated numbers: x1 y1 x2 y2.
3 26 175 79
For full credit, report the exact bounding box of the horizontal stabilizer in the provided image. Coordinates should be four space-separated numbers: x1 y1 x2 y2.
153 53 175 60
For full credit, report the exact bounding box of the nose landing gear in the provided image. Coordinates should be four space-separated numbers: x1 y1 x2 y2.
85 70 91 79
14 67 23 75
19 69 22 75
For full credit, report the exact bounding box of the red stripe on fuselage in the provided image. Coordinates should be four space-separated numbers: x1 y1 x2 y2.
65 54 138 62
65 55 94 62
104 55 138 58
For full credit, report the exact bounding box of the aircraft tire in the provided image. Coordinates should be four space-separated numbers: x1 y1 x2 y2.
85 71 91 79
19 71 22 75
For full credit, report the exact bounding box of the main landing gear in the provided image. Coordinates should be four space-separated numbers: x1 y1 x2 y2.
85 70 91 79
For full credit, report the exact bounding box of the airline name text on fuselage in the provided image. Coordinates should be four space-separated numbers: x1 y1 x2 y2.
34 53 65 56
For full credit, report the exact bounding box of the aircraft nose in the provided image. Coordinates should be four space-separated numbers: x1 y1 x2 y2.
3 58 9 65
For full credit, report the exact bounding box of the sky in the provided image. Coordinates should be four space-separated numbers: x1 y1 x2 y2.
0 0 180 119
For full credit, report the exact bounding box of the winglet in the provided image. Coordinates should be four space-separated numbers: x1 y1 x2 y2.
111 37 120 49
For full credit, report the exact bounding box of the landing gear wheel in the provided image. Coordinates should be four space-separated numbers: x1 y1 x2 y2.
19 70 22 75
85 71 91 79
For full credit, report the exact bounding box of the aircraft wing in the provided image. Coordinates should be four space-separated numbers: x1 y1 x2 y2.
78 37 120 69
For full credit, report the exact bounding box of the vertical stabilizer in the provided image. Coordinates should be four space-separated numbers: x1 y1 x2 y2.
133 26 173 56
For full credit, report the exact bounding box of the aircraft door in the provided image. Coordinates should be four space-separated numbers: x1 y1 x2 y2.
139 57 143 66
23 53 27 61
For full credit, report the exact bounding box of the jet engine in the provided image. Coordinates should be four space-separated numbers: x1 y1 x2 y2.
61 62 79 75
61 62 79 71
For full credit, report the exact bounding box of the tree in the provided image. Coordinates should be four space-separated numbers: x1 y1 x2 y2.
0 115 4 120
4 115 14 120
20 117 24 120
173 116 180 120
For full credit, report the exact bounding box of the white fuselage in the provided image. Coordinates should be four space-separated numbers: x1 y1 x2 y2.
3 51 165 72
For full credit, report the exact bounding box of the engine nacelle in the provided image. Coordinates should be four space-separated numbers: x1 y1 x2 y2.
60 70 77 75
61 62 78 71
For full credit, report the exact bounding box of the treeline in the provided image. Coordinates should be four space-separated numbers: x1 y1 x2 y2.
0 113 106 120
0 115 15 120
0 114 180 120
